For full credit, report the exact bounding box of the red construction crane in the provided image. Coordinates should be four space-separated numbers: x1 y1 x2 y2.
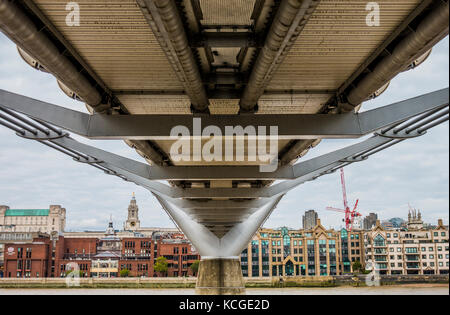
326 168 362 231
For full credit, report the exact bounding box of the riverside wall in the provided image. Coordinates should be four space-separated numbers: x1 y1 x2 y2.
0 275 448 288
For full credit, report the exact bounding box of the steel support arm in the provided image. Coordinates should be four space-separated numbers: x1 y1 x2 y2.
0 89 448 199
155 193 283 257
1 88 447 140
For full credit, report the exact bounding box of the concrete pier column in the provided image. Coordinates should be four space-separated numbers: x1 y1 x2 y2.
196 258 245 295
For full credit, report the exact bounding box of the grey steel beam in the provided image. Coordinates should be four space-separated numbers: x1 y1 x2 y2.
190 32 262 48
0 89 448 199
0 0 103 109
342 1 449 110
1 88 447 140
167 199 270 210
0 0 167 166
239 0 320 112
335 0 434 99
137 0 209 112
204 73 247 85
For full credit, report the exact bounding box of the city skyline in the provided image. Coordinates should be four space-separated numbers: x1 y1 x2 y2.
0 33 449 231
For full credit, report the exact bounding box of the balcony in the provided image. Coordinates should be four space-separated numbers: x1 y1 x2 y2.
406 263 420 269
406 258 419 262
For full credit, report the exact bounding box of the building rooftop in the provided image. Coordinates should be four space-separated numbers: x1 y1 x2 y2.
4 209 49 217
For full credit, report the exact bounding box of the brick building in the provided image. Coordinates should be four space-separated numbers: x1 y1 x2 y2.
2 221 200 279
155 233 200 277
3 235 52 278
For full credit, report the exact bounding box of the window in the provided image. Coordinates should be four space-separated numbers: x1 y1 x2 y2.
374 235 385 247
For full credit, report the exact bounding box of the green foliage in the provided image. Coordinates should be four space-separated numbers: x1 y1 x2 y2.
154 257 169 276
352 260 364 274
189 260 200 275
120 269 130 278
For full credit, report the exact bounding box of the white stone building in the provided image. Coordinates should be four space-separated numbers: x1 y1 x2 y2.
364 214 449 275
0 205 66 234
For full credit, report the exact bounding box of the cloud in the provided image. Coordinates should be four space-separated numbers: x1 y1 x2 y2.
0 33 448 232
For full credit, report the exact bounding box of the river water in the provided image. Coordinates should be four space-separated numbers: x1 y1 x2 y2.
0 285 448 295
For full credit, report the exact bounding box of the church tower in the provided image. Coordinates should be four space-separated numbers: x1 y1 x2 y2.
124 193 140 231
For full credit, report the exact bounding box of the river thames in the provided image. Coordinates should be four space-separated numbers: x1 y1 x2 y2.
0 284 448 295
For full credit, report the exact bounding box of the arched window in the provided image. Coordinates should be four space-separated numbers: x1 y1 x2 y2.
374 234 386 247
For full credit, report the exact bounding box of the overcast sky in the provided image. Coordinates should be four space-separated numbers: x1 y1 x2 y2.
0 33 448 232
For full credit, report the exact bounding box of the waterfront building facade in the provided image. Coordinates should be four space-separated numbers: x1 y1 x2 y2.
1 196 448 279
241 220 364 278
364 218 449 275
0 205 66 234
2 221 200 279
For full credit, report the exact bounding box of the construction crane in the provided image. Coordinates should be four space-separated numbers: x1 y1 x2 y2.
326 168 362 231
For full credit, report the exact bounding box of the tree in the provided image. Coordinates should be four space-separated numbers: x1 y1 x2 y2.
120 269 130 278
352 260 363 274
154 257 169 277
190 260 200 276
